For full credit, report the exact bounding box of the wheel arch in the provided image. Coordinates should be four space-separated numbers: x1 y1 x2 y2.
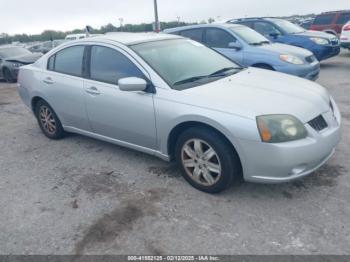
167 121 242 169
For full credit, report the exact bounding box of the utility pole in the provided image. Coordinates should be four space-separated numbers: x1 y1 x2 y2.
154 0 160 32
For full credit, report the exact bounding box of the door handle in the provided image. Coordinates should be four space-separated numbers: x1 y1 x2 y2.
43 77 54 85
86 86 101 95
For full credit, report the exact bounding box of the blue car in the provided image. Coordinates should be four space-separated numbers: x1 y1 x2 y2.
228 18 341 61
164 24 320 80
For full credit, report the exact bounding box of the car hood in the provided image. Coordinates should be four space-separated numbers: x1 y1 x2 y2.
257 42 313 57
5 53 42 64
296 30 335 40
180 68 330 123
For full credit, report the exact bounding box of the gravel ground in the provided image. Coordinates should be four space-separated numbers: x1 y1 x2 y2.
0 50 349 255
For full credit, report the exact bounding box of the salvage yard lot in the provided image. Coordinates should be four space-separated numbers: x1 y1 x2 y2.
0 50 349 255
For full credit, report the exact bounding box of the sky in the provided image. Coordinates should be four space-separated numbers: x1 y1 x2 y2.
0 0 349 35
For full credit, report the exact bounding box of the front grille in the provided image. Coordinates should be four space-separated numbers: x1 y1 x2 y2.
308 115 328 132
331 38 339 46
305 55 316 63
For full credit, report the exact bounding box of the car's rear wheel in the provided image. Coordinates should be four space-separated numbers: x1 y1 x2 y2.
175 127 241 193
3 68 16 83
35 100 65 139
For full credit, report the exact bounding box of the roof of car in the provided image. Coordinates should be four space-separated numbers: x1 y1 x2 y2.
77 32 182 45
163 23 243 33
228 17 282 23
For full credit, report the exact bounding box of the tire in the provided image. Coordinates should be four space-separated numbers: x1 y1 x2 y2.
175 127 241 194
253 64 274 71
34 100 66 139
3 68 16 83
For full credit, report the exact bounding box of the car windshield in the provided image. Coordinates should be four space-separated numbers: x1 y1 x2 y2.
230 26 270 45
0 47 31 58
130 39 242 90
272 19 306 34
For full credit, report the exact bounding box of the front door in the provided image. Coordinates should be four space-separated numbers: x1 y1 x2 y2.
204 28 244 65
83 45 157 149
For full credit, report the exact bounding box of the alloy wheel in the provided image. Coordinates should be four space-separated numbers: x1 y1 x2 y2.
181 139 222 186
39 106 57 135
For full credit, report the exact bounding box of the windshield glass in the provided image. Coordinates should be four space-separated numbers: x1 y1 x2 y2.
0 47 31 58
272 19 306 34
131 39 241 90
230 26 270 45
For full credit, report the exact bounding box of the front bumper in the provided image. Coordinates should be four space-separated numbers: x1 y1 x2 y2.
274 61 320 81
313 45 341 61
238 107 341 184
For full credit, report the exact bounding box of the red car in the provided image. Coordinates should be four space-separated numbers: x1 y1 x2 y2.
310 10 350 36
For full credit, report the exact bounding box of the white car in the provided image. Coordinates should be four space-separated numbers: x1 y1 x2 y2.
340 21 350 50
17 33 341 193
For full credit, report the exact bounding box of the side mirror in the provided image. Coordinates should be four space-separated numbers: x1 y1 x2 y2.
118 77 147 92
269 33 280 39
228 41 242 50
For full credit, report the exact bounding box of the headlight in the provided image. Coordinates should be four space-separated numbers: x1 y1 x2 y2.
257 115 307 143
280 54 304 65
310 37 329 45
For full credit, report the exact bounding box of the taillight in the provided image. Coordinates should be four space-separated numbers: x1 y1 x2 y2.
343 24 350 31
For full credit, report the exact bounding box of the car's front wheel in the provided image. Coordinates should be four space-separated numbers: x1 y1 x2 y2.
175 127 241 193
35 100 66 139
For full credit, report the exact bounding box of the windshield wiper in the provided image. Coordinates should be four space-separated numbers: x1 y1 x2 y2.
173 67 242 86
209 67 242 77
173 75 209 86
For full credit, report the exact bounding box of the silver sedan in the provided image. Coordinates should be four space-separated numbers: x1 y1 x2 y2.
17 33 341 193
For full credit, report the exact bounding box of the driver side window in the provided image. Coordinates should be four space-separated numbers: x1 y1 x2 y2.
205 28 237 48
89 46 145 85
254 22 281 36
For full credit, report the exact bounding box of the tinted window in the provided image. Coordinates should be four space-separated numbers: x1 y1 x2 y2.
337 13 350 24
230 26 269 45
236 21 254 28
90 46 144 85
205 28 236 48
53 46 85 76
180 29 203 42
313 14 336 25
254 22 281 36
48 55 55 71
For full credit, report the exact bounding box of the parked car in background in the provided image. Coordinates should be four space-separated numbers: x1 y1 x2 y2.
310 10 350 36
229 18 341 61
340 21 350 50
65 34 87 41
0 45 42 82
165 24 320 80
28 40 67 54
17 33 341 193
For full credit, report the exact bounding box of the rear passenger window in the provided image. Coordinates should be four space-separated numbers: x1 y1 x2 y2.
205 28 236 48
47 55 55 71
336 13 350 25
48 46 85 76
180 29 204 42
90 46 144 85
313 14 336 25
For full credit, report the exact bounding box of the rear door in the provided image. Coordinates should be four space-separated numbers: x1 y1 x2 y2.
43 45 90 131
83 44 157 149
203 28 244 64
